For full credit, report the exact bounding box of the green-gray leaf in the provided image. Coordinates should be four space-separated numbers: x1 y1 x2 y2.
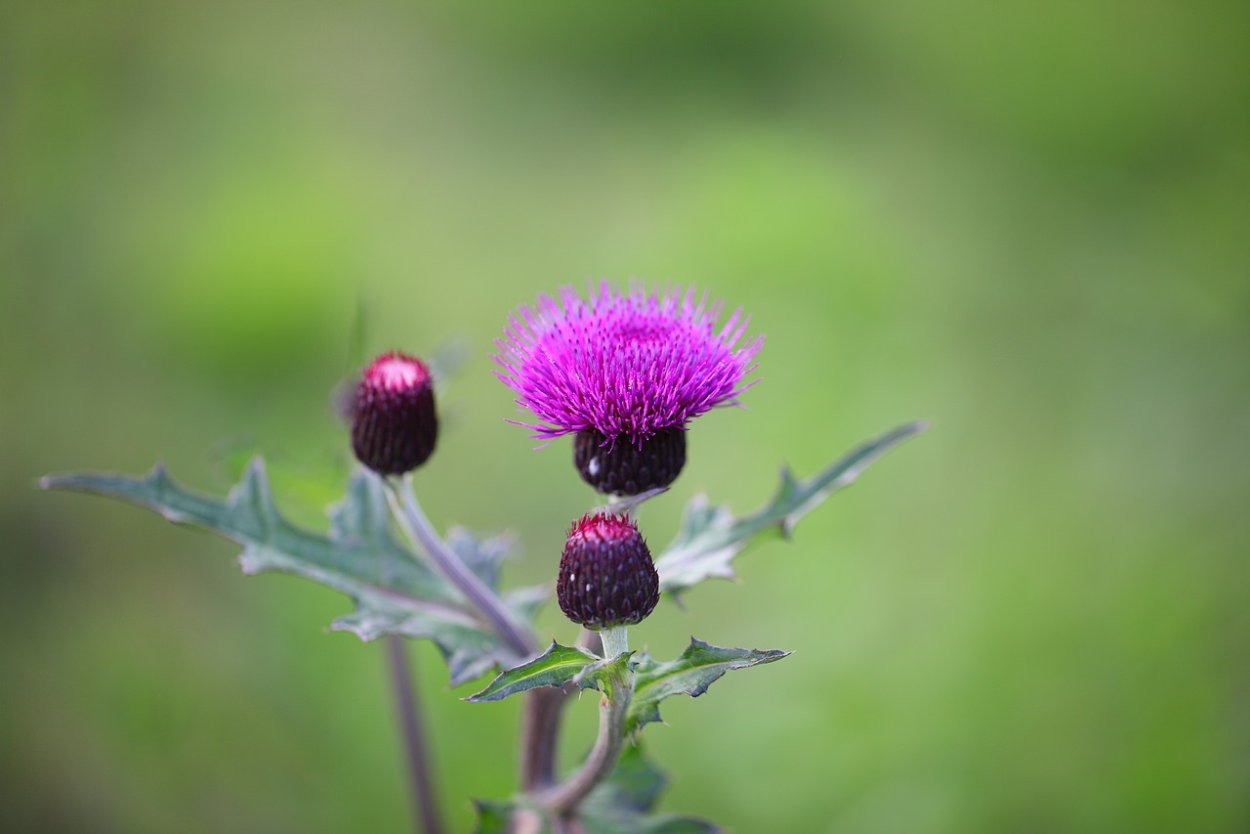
468 642 599 702
654 421 926 595
583 743 668 815
41 459 523 686
328 470 460 603
628 638 789 734
447 525 515 590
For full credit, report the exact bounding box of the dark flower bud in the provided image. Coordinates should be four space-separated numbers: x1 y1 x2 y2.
556 513 660 630
573 428 686 496
350 352 438 476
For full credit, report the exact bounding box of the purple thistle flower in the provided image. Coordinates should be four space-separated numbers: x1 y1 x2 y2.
495 281 761 494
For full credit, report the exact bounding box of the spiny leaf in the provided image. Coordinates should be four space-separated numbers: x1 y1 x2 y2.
627 638 789 734
654 421 926 595
467 642 599 702
41 460 526 686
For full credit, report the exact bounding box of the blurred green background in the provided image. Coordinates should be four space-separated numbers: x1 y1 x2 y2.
3 1 1248 832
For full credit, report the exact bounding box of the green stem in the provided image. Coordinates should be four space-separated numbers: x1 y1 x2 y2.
385 476 537 658
520 629 600 791
599 626 629 659
538 669 631 816
385 637 445 834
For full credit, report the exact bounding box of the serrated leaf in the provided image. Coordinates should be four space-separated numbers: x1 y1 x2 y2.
468 642 599 702
627 638 789 734
41 459 527 685
654 421 926 595
328 471 460 603
504 583 550 624
447 525 516 590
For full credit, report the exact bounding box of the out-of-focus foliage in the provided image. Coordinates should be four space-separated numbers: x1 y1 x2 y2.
39 463 538 687
656 421 925 595
3 1 1247 833
479 745 718 834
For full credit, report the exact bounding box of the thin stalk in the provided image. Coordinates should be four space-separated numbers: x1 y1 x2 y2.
599 626 628 659
386 637 445 834
538 626 630 816
520 687 572 790
386 476 537 658
538 673 631 816
596 486 667 521
519 630 602 790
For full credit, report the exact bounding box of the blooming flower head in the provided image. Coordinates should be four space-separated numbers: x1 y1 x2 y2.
495 282 760 493
496 279 760 432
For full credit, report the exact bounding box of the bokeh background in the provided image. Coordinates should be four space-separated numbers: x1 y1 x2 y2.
3 1 1248 832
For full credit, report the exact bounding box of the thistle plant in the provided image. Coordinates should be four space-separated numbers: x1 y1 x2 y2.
41 281 924 833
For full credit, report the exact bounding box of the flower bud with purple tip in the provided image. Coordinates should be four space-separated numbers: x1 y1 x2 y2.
556 513 659 630
350 352 438 476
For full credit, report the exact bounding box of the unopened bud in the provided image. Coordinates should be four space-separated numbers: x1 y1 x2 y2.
556 513 659 630
350 352 438 476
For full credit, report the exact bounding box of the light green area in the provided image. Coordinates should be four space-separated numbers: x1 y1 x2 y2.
2 1 1247 832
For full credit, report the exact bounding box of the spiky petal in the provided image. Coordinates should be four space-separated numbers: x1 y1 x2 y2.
494 281 761 445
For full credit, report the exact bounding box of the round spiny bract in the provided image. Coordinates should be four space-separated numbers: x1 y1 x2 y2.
350 352 438 476
574 428 687 496
556 513 660 630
